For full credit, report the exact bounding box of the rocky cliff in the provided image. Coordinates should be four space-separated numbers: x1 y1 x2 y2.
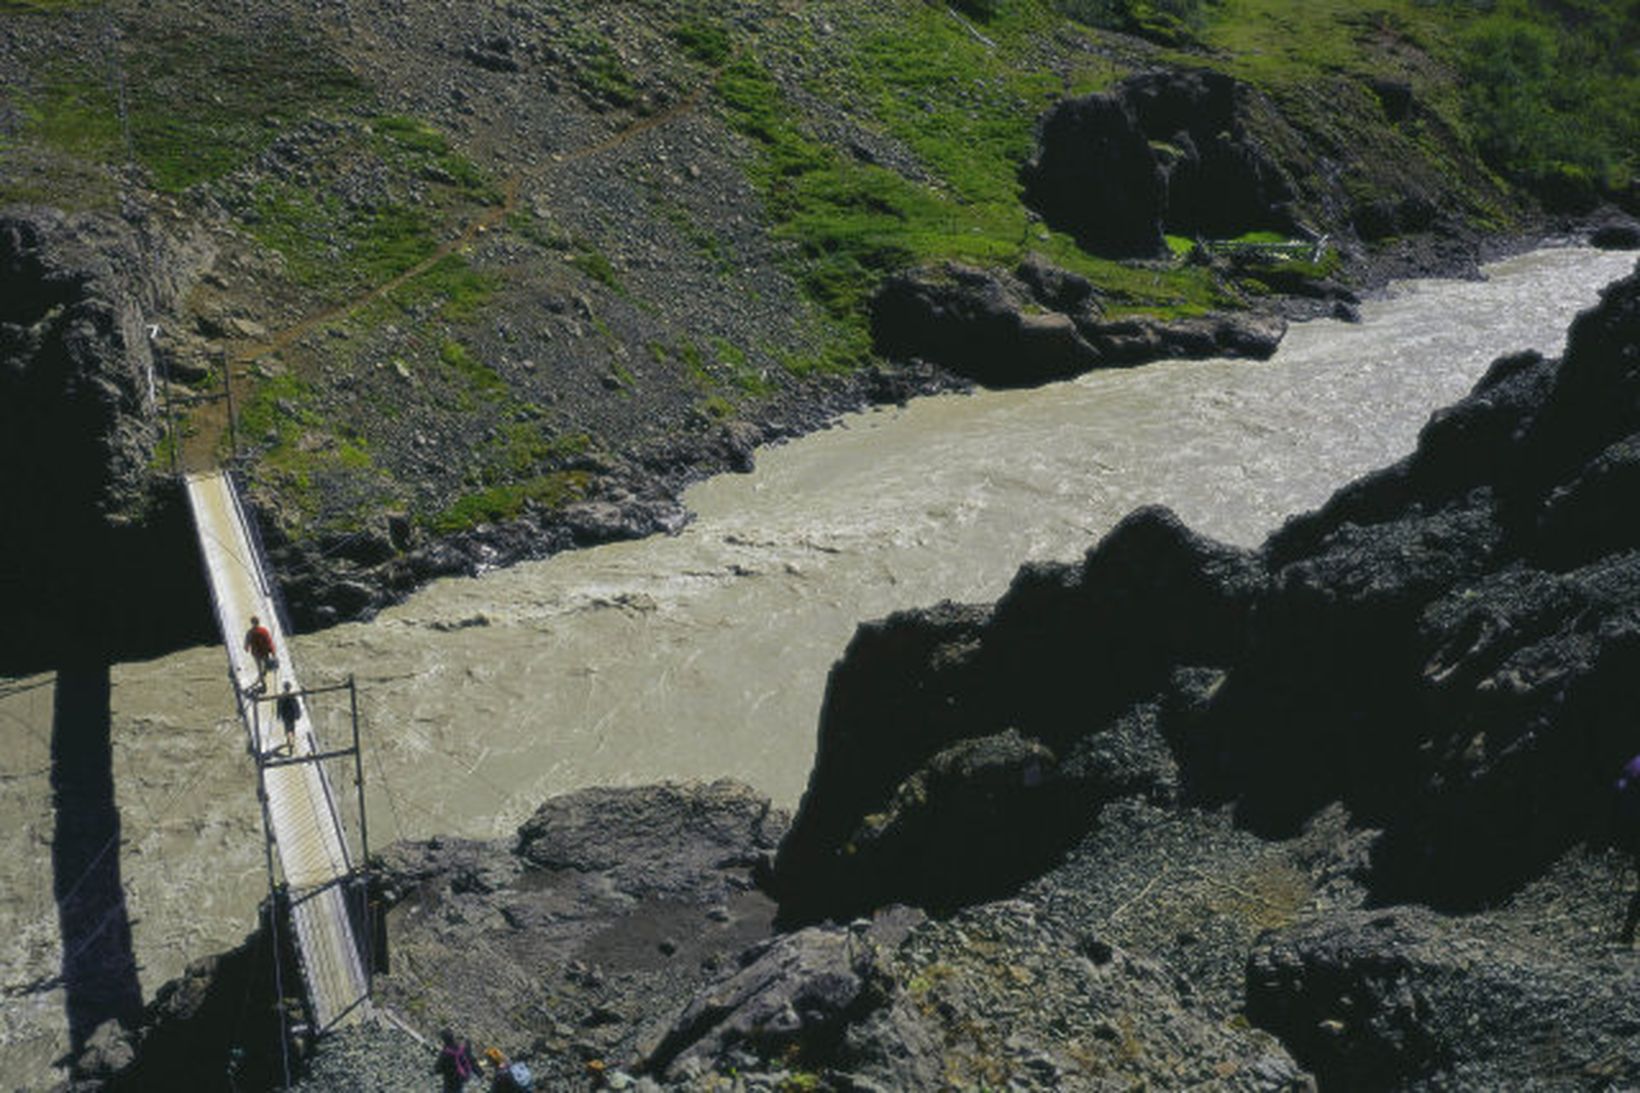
759 260 1640 1088
90 257 1640 1092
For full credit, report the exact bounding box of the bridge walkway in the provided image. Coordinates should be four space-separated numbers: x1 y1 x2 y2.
183 469 371 1033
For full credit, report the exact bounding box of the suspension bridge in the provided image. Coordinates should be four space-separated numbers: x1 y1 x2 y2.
184 469 373 1037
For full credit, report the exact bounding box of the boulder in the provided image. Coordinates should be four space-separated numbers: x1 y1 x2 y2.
1020 70 1301 253
821 729 1079 918
1122 69 1299 239
869 263 1101 386
1248 907 1640 1089
515 780 787 904
642 909 923 1083
1590 221 1640 250
1019 92 1166 258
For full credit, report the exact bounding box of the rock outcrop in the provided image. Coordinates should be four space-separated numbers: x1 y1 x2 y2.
769 261 1640 1088
0 206 219 671
1019 92 1167 257
1248 906 1640 1088
871 258 1285 387
371 781 788 1091
1020 70 1300 259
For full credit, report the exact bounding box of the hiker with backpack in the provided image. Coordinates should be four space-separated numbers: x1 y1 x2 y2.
434 1028 478 1092
482 1047 534 1091
243 615 276 694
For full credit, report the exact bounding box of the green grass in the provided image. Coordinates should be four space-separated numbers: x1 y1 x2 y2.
248 185 437 295
1196 0 1636 207
233 372 393 529
438 340 508 405
0 0 92 12
370 115 499 200
238 116 497 300
21 74 123 160
395 255 501 323
427 471 590 533
713 9 1226 329
122 25 367 191
672 16 732 67
565 27 637 108
569 248 624 292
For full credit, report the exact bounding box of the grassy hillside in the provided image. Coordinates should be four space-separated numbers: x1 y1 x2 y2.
1 0 1633 555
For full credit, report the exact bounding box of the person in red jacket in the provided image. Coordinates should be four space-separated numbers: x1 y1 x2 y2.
243 615 275 693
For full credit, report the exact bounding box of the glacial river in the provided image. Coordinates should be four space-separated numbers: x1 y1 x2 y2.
0 246 1634 1083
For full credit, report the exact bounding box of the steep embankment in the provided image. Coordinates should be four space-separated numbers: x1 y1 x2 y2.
3 0 1635 652
85 259 1640 1090
756 261 1640 1088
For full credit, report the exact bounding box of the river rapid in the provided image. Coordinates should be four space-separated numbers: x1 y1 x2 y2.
1 246 1634 1082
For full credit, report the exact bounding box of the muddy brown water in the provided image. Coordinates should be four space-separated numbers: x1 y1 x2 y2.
1 247 1634 1085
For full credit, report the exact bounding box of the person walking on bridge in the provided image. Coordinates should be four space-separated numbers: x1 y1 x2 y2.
243 615 275 694
275 681 302 755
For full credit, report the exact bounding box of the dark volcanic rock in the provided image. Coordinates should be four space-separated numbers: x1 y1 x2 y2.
822 729 1070 918
1373 551 1640 903
772 601 991 923
373 781 788 1091
1590 220 1640 250
1248 908 1640 1089
774 507 1266 925
1020 92 1166 258
0 207 217 670
646 897 1307 1091
870 260 1286 386
0 209 157 536
1122 69 1299 239
870 262 1101 386
772 265 1640 1087
1079 310 1287 365
514 780 786 901
1021 70 1300 256
643 908 923 1083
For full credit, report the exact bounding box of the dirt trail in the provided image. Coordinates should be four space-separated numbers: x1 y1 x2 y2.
175 83 712 473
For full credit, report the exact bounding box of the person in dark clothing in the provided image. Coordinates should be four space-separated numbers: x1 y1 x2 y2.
434 1028 476 1092
275 681 301 755
243 616 275 693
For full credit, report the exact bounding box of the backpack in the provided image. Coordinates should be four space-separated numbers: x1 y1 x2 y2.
454 1044 475 1080
508 1062 534 1090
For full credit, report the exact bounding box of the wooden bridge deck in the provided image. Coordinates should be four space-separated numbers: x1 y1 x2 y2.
184 470 370 1032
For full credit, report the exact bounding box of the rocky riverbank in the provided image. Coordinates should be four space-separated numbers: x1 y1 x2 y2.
82 258 1640 1093
7 0 1638 665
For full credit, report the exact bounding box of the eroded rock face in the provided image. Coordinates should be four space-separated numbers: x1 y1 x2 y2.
0 206 219 670
1020 92 1166 258
773 507 1266 925
0 208 159 532
1020 70 1299 259
772 265 1640 1087
870 258 1285 387
1247 907 1640 1088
